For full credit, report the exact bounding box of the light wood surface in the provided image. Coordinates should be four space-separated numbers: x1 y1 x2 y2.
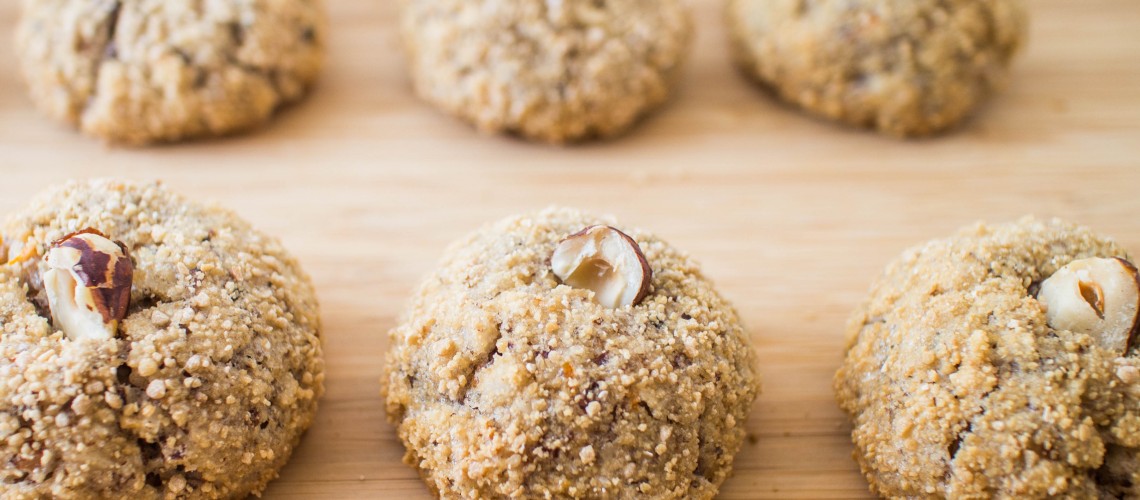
2 0 1139 498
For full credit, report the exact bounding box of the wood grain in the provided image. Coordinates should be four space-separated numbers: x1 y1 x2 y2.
1 0 1139 498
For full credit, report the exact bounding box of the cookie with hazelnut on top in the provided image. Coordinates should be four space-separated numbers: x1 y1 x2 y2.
383 207 760 498
835 217 1140 498
0 179 323 498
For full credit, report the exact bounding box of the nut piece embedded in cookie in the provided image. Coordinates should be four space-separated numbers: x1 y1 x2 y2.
41 229 133 340
1038 257 1140 353
551 225 651 308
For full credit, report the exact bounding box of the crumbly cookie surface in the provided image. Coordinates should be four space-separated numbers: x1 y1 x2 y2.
383 207 760 498
727 0 1027 136
401 0 693 144
835 218 1140 497
16 0 327 145
0 180 324 498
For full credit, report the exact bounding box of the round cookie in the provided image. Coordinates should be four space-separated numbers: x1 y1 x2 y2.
727 0 1028 136
383 208 760 498
0 180 324 498
835 218 1140 497
16 0 327 145
401 0 693 144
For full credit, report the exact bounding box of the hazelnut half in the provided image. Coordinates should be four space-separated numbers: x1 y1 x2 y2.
551 225 652 308
42 229 133 341
1037 257 1140 354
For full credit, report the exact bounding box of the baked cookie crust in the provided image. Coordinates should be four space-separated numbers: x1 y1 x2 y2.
401 0 693 144
835 218 1140 497
383 207 760 498
0 179 324 498
16 0 327 145
727 0 1027 136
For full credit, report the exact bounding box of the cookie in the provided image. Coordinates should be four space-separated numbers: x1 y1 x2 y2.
383 208 760 498
401 0 693 144
835 218 1140 497
727 0 1028 136
0 180 324 498
16 0 327 145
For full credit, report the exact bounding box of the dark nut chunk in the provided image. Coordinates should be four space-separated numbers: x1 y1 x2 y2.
1038 257 1140 354
551 225 651 308
41 229 133 340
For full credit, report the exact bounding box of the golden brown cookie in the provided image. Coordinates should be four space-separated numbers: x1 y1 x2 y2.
383 207 760 498
835 218 1140 497
0 179 324 498
727 0 1028 136
401 0 693 144
16 0 327 145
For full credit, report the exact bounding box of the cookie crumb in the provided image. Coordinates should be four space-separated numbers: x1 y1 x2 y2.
1116 364 1140 384
579 445 596 464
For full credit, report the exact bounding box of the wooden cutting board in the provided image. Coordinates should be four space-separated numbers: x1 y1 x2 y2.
1 0 1138 498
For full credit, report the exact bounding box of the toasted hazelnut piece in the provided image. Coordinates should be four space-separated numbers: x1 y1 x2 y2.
551 225 652 308
4 236 39 266
42 229 133 341
1037 257 1140 353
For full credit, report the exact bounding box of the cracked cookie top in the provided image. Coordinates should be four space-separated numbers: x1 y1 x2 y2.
15 0 327 145
835 218 1140 497
401 0 693 143
0 179 324 499
383 207 760 499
